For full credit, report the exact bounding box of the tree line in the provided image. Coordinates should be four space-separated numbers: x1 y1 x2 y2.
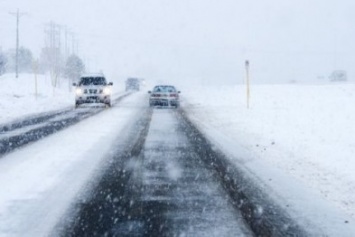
0 46 85 87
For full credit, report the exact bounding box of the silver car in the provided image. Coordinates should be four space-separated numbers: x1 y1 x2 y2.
73 73 113 108
148 85 180 108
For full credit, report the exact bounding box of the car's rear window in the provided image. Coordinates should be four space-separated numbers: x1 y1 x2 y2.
127 78 139 83
153 86 176 92
79 77 106 85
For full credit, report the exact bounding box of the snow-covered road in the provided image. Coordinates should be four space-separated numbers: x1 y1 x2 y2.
58 108 254 236
1 73 355 236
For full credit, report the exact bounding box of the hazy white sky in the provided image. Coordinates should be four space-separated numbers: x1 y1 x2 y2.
1 0 355 84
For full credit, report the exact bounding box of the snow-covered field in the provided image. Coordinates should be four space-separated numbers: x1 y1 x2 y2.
183 83 355 212
181 82 355 235
1 73 355 235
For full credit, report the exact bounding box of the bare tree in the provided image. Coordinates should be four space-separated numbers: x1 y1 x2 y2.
0 51 6 75
64 54 85 91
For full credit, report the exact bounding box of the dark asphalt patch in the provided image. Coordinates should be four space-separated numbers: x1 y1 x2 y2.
0 109 71 133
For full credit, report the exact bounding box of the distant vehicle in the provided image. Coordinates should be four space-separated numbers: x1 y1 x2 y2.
73 73 113 108
148 85 180 108
125 78 140 91
329 70 347 81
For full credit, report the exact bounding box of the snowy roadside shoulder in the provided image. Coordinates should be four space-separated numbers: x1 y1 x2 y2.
180 84 355 236
0 73 74 124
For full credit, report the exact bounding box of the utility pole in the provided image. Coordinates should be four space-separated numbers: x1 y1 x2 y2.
9 9 27 78
33 59 38 100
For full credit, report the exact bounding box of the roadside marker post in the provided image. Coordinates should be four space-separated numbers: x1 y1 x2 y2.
33 59 38 100
245 60 250 109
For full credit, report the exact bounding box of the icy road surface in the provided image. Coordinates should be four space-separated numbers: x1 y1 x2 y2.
58 109 253 236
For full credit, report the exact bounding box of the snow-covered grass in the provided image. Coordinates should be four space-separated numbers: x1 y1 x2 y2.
0 73 74 123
